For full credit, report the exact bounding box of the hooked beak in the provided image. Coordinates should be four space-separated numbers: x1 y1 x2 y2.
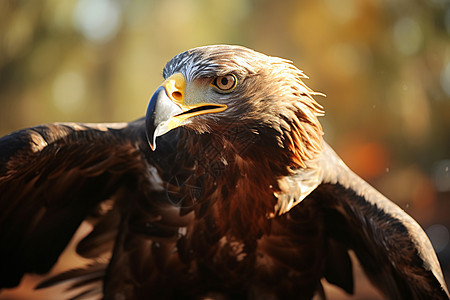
145 73 227 151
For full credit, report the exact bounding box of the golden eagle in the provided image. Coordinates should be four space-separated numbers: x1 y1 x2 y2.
0 45 448 299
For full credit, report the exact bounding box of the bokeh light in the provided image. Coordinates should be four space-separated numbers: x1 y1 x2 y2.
73 0 122 43
392 17 423 56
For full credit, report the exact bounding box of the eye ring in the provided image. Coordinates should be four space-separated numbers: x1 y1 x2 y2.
212 74 237 92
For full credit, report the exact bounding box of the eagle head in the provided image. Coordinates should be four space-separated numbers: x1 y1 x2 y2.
146 45 324 169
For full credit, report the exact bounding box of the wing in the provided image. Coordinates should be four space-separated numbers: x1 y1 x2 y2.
0 119 166 290
312 142 449 299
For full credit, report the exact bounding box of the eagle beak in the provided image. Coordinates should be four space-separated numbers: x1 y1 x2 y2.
146 73 227 151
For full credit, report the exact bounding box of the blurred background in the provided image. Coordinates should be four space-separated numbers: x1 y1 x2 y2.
0 0 449 299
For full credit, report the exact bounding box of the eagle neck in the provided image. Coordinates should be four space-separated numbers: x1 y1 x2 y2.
181 129 294 240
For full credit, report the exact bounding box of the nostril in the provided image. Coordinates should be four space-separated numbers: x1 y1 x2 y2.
172 91 182 101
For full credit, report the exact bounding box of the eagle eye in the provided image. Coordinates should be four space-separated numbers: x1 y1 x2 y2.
212 74 237 92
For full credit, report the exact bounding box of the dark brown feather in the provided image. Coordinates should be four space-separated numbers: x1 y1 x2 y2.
0 120 153 288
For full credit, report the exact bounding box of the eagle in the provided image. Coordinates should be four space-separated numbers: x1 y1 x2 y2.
0 45 448 299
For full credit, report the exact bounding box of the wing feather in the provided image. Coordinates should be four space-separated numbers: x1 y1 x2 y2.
315 141 449 299
0 119 155 289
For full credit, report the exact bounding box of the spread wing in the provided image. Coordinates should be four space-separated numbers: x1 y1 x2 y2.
306 142 449 299
0 119 167 290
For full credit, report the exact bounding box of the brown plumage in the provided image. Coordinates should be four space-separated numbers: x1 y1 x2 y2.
0 45 448 299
